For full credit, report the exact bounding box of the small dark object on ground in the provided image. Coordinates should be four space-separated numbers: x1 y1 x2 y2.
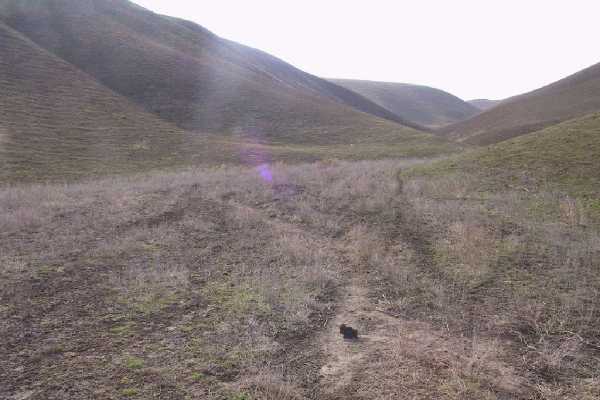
339 324 358 339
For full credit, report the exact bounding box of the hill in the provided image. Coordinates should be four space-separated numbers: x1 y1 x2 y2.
330 79 480 128
442 62 600 145
0 0 424 142
468 99 501 111
0 20 198 183
0 0 458 183
413 112 600 196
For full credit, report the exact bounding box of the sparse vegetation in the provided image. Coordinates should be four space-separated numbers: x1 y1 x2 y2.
361 144 600 398
0 0 464 185
2 155 598 399
125 357 145 370
331 79 480 128
411 112 600 198
441 62 600 145
1 3 600 399
121 388 139 397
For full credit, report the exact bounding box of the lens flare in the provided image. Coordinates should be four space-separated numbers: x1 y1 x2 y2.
257 163 273 182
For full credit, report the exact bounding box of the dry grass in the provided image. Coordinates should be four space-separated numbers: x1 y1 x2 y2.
440 62 600 145
0 1 462 185
331 79 480 128
2 157 599 399
0 158 426 399
385 169 600 397
235 370 305 400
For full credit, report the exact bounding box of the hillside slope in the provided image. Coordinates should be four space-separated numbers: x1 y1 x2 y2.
468 99 501 111
442 62 600 145
0 0 424 144
416 112 600 196
0 21 198 183
330 79 480 128
0 0 461 184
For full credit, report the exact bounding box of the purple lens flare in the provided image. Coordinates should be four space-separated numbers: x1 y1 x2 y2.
257 163 273 182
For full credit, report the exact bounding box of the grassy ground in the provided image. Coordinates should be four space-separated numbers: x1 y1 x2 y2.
383 118 600 398
0 159 423 399
412 112 600 207
0 129 459 185
381 171 600 399
1 156 599 399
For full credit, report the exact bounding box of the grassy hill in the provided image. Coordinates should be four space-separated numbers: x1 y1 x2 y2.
0 20 199 183
412 112 600 197
330 79 480 128
442 62 600 145
0 0 424 141
468 99 501 111
0 0 458 184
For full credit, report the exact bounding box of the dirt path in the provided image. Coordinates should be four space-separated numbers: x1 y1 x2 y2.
315 273 525 399
316 274 408 398
317 278 368 394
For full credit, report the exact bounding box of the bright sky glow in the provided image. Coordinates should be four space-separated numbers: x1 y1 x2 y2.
134 0 600 100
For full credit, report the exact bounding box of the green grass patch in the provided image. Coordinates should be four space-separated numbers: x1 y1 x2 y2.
121 388 139 397
190 372 204 381
109 323 135 336
203 282 270 317
124 357 144 370
228 392 252 400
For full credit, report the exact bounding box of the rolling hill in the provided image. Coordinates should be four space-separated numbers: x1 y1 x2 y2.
468 99 501 111
330 79 480 128
0 0 424 141
415 112 600 196
0 20 198 183
0 0 458 183
442 62 600 145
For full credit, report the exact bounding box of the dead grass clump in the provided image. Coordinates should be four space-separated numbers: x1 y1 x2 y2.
0 256 26 274
108 261 190 314
354 324 524 400
254 231 337 331
345 224 383 266
534 378 600 400
110 262 190 293
237 371 305 400
437 220 496 281
272 231 336 284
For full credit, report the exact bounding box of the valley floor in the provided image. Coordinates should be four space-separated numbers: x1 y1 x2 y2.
1 159 599 399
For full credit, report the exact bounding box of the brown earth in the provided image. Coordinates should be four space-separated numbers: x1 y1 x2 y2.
2 159 599 399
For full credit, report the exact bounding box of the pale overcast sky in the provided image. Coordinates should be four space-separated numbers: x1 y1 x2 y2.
134 0 600 100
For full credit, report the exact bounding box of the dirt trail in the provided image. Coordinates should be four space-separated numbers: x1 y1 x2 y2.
315 270 526 400
318 278 368 394
316 275 406 398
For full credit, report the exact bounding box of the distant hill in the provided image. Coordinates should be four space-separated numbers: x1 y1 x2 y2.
468 99 502 111
330 79 480 128
441 62 600 145
0 0 424 143
0 0 457 183
417 112 600 196
0 20 197 182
